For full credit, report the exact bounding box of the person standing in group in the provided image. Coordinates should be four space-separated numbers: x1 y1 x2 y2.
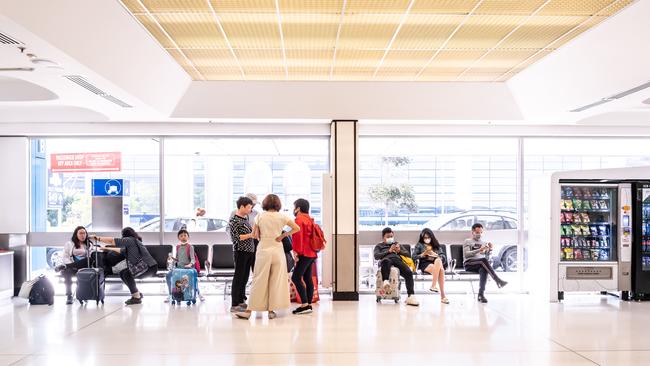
229 193 259 270
235 194 300 320
93 227 157 305
228 196 256 313
290 198 318 315
463 223 508 303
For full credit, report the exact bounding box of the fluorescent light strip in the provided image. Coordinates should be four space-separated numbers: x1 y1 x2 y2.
135 0 205 80
275 0 289 79
330 0 348 80
454 0 552 81
414 0 485 79
495 0 628 82
372 0 416 78
206 0 246 80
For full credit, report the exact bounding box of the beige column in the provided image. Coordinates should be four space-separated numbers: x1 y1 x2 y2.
331 120 359 301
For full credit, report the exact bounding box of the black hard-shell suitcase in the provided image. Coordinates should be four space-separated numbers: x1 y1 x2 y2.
76 239 105 305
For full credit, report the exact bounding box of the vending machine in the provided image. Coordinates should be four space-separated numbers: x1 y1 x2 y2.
632 183 650 299
554 181 632 301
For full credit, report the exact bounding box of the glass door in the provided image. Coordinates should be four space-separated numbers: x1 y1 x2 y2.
560 185 617 262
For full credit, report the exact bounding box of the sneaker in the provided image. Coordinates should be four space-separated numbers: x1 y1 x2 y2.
238 303 248 310
163 297 170 303
199 294 206 301
441 297 450 304
66 295 74 305
124 297 142 305
230 305 244 313
292 305 313 315
382 280 391 293
268 311 277 319
497 280 508 289
405 295 419 307
234 311 251 319
477 294 488 303
55 264 66 273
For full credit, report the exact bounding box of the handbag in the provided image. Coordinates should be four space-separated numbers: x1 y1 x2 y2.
399 255 416 272
127 242 149 277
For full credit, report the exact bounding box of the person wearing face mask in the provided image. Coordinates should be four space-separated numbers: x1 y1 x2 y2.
228 196 256 312
290 198 318 315
373 227 419 306
463 223 508 303
413 228 449 304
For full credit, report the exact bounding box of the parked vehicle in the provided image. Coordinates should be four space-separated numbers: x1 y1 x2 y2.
422 210 525 272
139 217 228 232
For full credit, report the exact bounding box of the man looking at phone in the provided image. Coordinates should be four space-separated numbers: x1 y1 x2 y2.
374 227 419 306
463 223 508 303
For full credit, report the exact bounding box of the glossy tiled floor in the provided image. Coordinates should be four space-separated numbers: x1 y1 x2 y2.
1 292 648 365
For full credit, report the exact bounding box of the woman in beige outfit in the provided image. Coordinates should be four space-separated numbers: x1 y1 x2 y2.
235 194 299 319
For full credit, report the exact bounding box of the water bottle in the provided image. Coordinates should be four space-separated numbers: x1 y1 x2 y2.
167 253 175 271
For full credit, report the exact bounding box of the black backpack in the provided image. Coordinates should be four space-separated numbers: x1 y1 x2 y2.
29 275 54 305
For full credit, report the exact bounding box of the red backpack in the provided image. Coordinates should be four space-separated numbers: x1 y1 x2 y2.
309 218 326 252
176 244 201 273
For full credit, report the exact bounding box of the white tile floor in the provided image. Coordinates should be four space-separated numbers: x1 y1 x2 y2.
1 292 648 365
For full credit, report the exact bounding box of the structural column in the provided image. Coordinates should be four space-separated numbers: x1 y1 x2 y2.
331 120 359 301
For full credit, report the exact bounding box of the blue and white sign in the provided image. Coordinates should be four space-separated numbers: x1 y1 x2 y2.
92 179 123 197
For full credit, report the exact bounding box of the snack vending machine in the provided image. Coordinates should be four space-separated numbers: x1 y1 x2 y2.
632 183 650 299
554 182 632 301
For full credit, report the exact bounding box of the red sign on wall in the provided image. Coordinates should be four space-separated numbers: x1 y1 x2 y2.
50 152 121 172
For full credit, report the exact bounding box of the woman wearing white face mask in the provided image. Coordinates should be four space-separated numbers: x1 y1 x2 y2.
413 228 449 304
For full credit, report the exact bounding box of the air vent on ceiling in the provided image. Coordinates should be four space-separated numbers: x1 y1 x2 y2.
571 81 650 112
0 31 23 45
64 75 133 108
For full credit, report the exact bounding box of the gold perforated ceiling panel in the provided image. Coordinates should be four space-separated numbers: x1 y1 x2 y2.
121 0 634 81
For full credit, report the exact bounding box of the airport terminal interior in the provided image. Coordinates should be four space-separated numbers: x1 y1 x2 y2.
1 0 650 365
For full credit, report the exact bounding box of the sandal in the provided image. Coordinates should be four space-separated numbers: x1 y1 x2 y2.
441 297 450 304
268 311 277 319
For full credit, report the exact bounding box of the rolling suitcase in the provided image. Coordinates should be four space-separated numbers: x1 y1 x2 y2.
169 268 198 306
76 240 105 305
375 266 401 303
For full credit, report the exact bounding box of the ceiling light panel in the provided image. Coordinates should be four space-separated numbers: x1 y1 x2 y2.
120 0 633 81
539 0 629 16
445 14 527 49
279 0 345 13
154 12 228 48
209 0 276 13
338 13 403 49
410 0 479 14
282 13 340 49
474 0 548 15
391 14 463 50
219 13 281 49
345 0 411 14
496 15 587 49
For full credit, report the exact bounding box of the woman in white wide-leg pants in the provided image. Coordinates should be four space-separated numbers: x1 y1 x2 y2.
235 194 299 319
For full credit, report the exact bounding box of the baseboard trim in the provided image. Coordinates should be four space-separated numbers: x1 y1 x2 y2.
333 291 359 301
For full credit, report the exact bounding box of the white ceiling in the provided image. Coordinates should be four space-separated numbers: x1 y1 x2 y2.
0 0 649 127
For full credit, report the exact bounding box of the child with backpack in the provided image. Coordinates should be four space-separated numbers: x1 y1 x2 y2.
165 229 205 302
290 198 326 315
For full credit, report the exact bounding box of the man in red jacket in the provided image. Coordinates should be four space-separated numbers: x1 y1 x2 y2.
291 198 318 315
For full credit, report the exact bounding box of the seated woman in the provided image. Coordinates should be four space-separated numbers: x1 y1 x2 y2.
55 226 95 305
93 227 157 305
413 228 449 304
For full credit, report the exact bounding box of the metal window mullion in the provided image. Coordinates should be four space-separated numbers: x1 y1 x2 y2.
159 137 165 246
517 137 525 291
